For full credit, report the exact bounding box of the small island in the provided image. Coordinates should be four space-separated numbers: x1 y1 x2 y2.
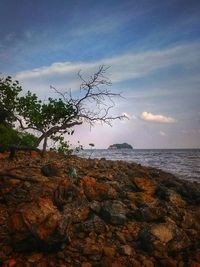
108 142 133 149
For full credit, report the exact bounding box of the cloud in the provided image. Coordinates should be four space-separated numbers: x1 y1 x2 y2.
140 111 176 123
14 42 200 94
182 128 200 135
122 112 136 120
159 130 167 136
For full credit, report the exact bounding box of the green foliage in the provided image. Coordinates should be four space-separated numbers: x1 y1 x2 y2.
0 124 37 150
17 131 38 147
17 92 77 131
0 76 22 126
1 66 123 153
57 137 73 156
0 125 20 150
53 136 83 156
0 75 77 151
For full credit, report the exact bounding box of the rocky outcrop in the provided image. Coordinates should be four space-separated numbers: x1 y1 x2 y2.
0 151 199 266
108 143 133 149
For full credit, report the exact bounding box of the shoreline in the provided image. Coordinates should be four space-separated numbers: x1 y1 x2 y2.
76 148 200 183
0 152 200 266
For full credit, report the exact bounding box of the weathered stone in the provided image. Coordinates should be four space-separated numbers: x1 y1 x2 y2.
137 255 155 267
27 253 43 263
83 242 102 256
159 258 178 267
150 224 174 243
10 197 66 251
0 151 199 266
116 232 126 244
121 245 133 256
99 201 127 225
103 246 116 257
89 201 101 213
133 177 157 195
132 205 165 222
127 192 157 206
0 204 10 243
169 191 186 207
41 163 60 177
81 176 117 200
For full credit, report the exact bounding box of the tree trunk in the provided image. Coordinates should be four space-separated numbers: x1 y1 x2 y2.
42 136 48 154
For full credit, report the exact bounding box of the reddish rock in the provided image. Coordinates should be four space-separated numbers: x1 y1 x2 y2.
133 177 157 195
150 224 174 243
81 176 117 200
121 245 133 256
0 152 199 266
169 191 186 207
189 262 200 267
103 246 116 257
81 263 92 267
10 197 66 251
41 163 60 177
159 258 178 267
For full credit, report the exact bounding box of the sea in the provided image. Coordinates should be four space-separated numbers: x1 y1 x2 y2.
76 149 200 183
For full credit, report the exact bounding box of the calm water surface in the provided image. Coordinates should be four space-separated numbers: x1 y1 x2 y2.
77 149 200 182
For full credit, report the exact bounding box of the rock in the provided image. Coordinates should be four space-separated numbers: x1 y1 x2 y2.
169 190 186 207
131 205 165 222
81 263 92 267
138 224 174 253
103 246 116 257
150 224 174 243
66 166 77 179
99 201 127 225
89 201 101 213
81 176 117 201
116 232 126 244
41 163 60 177
10 197 67 251
127 192 157 206
79 215 106 234
181 211 198 229
159 258 178 267
72 205 90 223
27 253 43 263
0 151 200 265
133 177 157 195
0 204 10 243
137 255 155 267
189 262 200 267
83 240 102 256
121 245 133 256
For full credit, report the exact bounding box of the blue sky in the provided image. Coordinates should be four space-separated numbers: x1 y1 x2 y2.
0 0 200 148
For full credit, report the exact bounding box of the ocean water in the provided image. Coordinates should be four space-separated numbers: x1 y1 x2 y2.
77 149 200 182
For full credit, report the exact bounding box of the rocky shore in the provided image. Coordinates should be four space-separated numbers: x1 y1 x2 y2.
0 151 200 267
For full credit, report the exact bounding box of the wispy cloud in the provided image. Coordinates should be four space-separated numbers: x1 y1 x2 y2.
122 112 136 120
140 111 176 123
159 130 167 136
14 42 200 94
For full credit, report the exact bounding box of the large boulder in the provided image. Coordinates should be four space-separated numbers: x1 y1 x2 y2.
9 197 67 252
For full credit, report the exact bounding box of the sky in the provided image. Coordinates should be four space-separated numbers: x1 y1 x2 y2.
0 0 200 149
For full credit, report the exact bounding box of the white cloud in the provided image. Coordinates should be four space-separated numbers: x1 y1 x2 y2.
14 42 200 95
159 130 167 136
140 111 176 123
122 112 136 120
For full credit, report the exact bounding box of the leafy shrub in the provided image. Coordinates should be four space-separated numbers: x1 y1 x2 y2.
0 124 37 151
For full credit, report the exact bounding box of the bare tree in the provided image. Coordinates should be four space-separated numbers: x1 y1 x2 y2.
15 65 126 152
